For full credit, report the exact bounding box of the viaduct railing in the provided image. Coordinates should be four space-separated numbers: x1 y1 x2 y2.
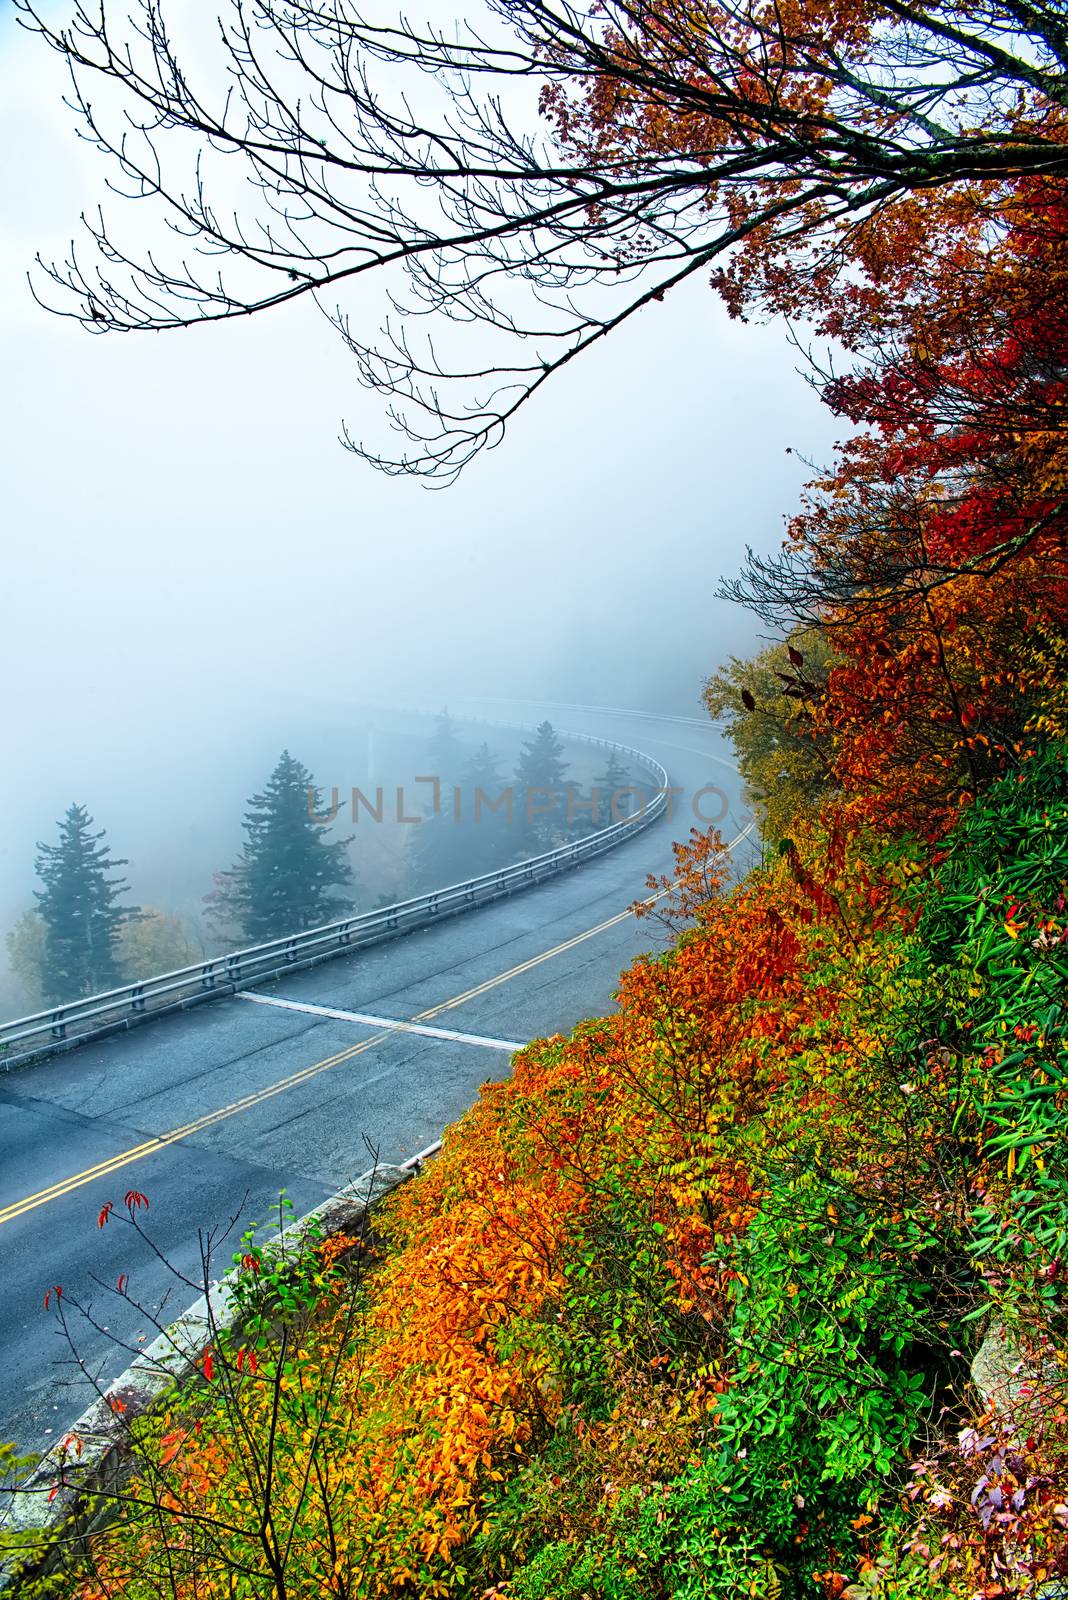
0 726 669 1071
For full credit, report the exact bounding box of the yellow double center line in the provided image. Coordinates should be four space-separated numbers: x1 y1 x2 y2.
0 1033 392 1227
0 820 753 1229
413 903 637 1022
0 902 635 1228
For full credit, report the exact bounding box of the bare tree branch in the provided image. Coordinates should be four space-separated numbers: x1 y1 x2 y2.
16 0 1068 478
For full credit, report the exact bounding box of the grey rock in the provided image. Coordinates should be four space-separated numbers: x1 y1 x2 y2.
970 1321 1062 1417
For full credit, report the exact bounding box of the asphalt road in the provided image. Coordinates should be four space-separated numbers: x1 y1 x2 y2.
0 704 746 1454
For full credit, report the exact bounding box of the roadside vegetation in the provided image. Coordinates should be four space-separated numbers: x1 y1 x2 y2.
2 0 1066 1591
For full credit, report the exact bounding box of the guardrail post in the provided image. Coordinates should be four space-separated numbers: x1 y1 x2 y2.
0 718 682 1068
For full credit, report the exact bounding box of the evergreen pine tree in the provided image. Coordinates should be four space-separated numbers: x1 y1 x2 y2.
513 721 570 851
592 749 637 827
33 804 133 1003
224 751 355 941
462 742 512 870
407 792 468 892
406 712 465 892
427 709 466 785
408 740 512 891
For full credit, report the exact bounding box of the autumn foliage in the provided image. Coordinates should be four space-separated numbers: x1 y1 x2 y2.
60 732 1068 1597
715 178 1068 835
20 5 1068 1598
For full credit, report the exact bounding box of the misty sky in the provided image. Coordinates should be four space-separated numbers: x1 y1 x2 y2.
0 3 841 935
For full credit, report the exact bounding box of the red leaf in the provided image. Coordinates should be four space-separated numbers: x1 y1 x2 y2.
98 1202 113 1229
124 1190 149 1213
116 1273 129 1295
202 1351 214 1382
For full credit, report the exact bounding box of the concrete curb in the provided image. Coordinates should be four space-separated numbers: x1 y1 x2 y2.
0 1143 441 1592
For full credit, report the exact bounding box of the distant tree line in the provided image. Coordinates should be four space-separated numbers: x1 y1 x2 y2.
5 716 646 1012
406 713 645 891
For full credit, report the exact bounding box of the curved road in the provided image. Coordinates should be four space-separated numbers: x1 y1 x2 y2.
0 705 746 1453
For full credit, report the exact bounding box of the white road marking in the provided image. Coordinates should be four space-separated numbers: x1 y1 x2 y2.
237 991 524 1052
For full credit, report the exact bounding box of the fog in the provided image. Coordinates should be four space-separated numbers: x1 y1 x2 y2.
0 3 840 1013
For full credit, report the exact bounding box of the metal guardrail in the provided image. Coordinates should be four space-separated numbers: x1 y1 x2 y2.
0 726 670 1071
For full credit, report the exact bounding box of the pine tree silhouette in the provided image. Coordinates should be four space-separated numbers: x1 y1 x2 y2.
222 751 356 941
513 722 570 851
592 749 637 826
34 804 133 1002
408 739 511 891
